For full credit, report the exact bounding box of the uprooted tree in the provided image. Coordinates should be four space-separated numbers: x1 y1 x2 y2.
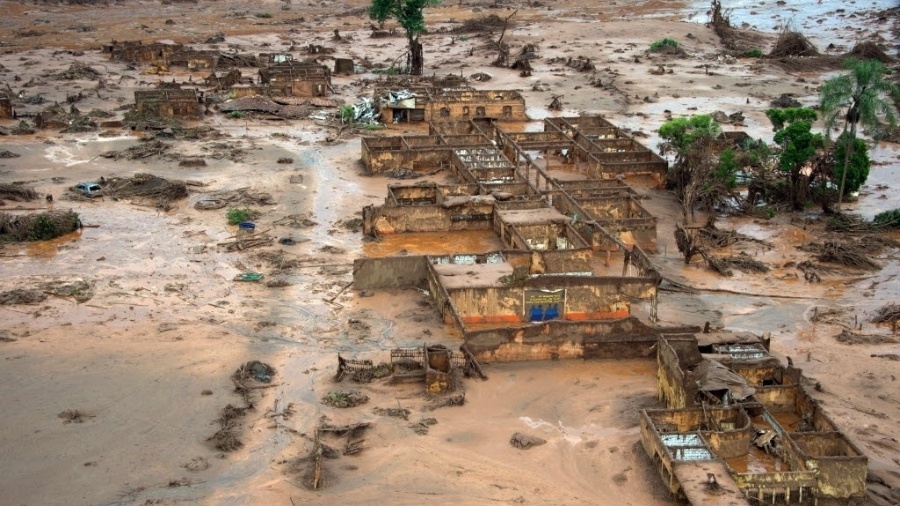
370 0 441 76
658 114 738 223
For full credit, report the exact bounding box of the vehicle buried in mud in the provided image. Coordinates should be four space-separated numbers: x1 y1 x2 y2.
72 181 103 198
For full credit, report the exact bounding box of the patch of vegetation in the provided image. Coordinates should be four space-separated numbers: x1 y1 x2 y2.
228 111 245 119
649 38 679 52
372 66 407 75
874 208 900 229
322 390 369 408
226 207 256 225
743 48 763 58
339 104 355 123
255 12 273 18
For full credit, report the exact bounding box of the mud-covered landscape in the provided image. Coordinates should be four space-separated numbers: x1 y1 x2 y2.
0 0 898 505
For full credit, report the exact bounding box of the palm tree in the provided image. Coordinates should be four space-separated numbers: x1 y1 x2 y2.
820 58 899 208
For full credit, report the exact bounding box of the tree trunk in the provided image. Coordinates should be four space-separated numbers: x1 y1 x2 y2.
409 38 424 76
836 122 857 209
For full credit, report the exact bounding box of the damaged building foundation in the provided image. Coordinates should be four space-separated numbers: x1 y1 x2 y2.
351 107 870 505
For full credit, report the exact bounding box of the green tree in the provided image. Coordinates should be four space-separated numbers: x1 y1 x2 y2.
659 115 735 222
832 132 869 196
370 0 440 76
766 107 824 210
820 58 900 207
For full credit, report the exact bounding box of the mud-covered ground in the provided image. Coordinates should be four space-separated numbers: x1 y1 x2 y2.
0 0 898 505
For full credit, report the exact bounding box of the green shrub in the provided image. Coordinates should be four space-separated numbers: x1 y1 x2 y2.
255 12 272 18
649 38 679 52
339 104 355 123
372 66 407 75
874 208 900 229
744 48 763 58
228 111 244 119
226 207 252 225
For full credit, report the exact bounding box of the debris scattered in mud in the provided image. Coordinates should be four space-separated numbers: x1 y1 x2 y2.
815 241 880 271
410 417 438 435
870 354 899 361
58 409 94 424
835 330 898 345
424 392 465 411
208 404 247 452
373 407 410 420
100 140 173 161
0 289 47 305
265 277 293 288
510 432 546 450
871 304 900 325
205 188 275 206
322 390 369 408
274 214 317 228
0 184 38 202
104 173 189 210
0 210 81 242
0 150 21 159
53 62 101 81
769 31 819 58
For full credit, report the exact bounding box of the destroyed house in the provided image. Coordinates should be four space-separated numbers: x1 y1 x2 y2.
105 41 183 65
204 69 245 90
379 89 527 123
643 333 868 504
0 92 12 119
258 62 331 97
544 116 668 181
134 89 204 119
168 50 219 71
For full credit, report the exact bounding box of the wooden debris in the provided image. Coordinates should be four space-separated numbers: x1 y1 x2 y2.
217 229 274 252
817 241 880 271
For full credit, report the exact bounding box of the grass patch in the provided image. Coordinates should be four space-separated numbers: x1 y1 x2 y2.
649 38 679 52
226 207 259 225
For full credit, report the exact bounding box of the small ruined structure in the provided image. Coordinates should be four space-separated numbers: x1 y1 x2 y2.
168 49 219 71
336 344 472 393
204 69 245 90
104 40 183 65
258 61 331 97
0 92 13 119
642 331 868 505
379 89 527 123
133 87 204 119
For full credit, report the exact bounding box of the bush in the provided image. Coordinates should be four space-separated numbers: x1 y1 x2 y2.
744 48 763 58
339 104 355 123
874 209 900 229
228 111 244 119
226 207 252 225
649 38 679 52
255 12 272 18
833 132 870 196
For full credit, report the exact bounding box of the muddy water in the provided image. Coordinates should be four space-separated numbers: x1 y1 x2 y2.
363 229 505 257
684 0 896 47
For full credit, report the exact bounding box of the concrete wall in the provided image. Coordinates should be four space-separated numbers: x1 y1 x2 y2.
657 336 704 408
445 276 656 325
362 202 494 236
788 433 867 499
352 256 428 290
465 316 661 362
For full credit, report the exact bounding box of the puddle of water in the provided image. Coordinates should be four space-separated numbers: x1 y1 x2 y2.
684 0 897 47
24 230 82 260
363 229 504 257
